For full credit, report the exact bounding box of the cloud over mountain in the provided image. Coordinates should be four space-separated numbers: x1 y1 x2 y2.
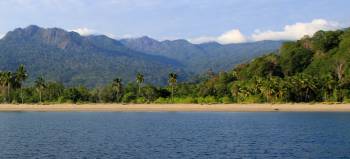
251 19 341 41
190 19 342 44
190 29 246 44
72 28 96 36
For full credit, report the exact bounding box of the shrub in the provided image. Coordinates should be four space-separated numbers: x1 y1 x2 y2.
122 92 136 103
57 96 66 103
136 97 146 104
204 96 217 104
173 97 197 104
220 96 233 104
155 97 169 104
240 95 264 103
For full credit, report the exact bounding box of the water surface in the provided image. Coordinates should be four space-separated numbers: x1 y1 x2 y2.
0 112 349 158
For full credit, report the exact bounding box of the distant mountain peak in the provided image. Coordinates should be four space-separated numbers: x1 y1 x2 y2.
24 25 41 31
120 36 161 47
133 36 158 43
165 39 191 44
3 25 89 50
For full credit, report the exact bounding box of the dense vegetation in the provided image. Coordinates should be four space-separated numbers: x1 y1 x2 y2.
1 28 350 104
0 25 281 87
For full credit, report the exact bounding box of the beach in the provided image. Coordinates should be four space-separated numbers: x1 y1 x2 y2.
0 103 350 112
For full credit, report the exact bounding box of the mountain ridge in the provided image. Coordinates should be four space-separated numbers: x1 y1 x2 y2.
0 25 283 86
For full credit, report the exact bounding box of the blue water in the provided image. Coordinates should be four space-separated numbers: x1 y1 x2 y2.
0 112 350 158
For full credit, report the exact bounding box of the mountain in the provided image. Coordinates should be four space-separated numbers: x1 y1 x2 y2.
0 25 185 87
0 25 282 87
121 37 283 73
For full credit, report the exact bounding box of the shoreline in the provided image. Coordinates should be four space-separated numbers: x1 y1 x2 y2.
0 104 350 112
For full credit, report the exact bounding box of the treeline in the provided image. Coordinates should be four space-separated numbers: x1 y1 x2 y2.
1 28 350 104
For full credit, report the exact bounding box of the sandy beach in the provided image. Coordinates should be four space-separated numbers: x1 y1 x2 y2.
0 103 350 112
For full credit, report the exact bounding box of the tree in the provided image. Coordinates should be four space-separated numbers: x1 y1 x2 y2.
312 30 343 53
334 58 346 81
136 73 144 99
142 85 158 103
112 78 123 102
0 71 13 103
260 77 277 102
35 76 46 103
168 72 177 102
279 42 313 76
15 65 28 103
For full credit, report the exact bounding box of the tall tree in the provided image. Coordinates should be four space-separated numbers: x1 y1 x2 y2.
35 76 46 103
136 73 144 99
168 72 177 102
15 65 28 104
0 72 11 103
1 71 12 103
112 78 123 103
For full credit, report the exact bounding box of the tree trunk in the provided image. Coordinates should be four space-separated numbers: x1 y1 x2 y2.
7 83 10 103
171 85 174 102
336 60 345 81
1 85 6 103
116 91 119 103
138 84 141 99
39 91 42 103
20 88 24 104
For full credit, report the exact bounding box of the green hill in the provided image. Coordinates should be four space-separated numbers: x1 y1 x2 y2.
0 25 282 87
0 25 186 87
196 28 350 103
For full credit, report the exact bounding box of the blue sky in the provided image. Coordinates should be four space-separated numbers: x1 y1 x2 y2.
0 0 349 43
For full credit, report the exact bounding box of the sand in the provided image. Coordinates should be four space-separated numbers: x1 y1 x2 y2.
0 103 350 112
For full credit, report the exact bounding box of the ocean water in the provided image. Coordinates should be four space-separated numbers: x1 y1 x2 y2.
0 112 350 159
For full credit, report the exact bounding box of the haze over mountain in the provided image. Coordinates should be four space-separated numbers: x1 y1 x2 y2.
121 37 282 72
0 25 282 86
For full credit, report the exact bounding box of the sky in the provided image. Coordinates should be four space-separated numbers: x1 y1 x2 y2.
0 0 349 44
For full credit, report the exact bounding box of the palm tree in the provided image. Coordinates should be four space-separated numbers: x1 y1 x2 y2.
0 72 8 102
35 76 46 103
259 77 279 103
112 78 122 103
136 73 144 99
0 72 5 101
0 71 13 103
168 72 177 102
15 65 28 104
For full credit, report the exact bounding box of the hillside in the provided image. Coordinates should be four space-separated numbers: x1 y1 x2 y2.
121 37 283 72
0 25 185 86
0 25 282 87
193 28 350 103
1 28 349 104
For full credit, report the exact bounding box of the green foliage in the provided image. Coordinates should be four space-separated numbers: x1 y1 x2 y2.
0 26 282 87
1 28 350 104
279 42 313 76
220 96 233 104
237 54 283 79
122 92 136 103
312 30 343 53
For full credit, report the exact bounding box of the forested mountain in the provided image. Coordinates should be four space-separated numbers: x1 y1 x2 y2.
0 25 185 86
0 25 282 87
121 37 283 72
193 28 350 103
1 27 349 104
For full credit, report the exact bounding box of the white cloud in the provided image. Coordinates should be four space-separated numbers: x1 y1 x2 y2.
251 19 341 41
71 27 118 39
71 27 96 36
217 29 247 44
0 33 4 39
190 19 342 44
189 36 217 44
189 29 247 44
